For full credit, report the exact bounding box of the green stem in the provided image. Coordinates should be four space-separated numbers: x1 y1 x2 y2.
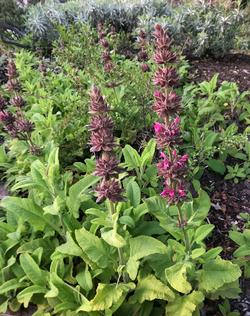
177 205 191 255
109 200 129 283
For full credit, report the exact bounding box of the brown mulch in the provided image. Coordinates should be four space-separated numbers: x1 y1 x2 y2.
189 53 250 92
201 170 250 259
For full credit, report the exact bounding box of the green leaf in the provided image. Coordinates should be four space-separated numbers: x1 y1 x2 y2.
207 159 226 175
199 257 241 292
191 248 206 259
77 283 135 312
101 229 126 248
229 231 245 246
17 238 57 258
17 285 47 308
200 247 223 262
67 175 100 218
141 139 156 167
0 197 61 234
126 180 141 208
20 253 47 286
165 262 193 294
76 265 93 292
166 291 204 316
75 227 111 268
56 232 83 257
46 272 87 309
209 281 241 300
233 245 250 257
203 132 219 147
192 189 211 224
194 224 214 243
129 274 175 304
122 145 141 170
0 145 7 163
127 236 168 280
0 279 26 295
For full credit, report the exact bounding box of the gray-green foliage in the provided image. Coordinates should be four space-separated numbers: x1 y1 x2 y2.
138 1 244 57
25 0 150 38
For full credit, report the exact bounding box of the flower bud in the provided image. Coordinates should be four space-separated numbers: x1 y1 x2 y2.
10 96 25 108
0 96 7 111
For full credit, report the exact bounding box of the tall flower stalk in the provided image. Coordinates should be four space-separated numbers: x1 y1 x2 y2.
0 59 38 154
89 85 128 281
152 24 190 253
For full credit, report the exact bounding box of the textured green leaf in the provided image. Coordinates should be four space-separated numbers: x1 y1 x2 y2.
20 253 48 286
76 265 93 292
0 279 26 294
194 224 214 243
46 272 87 308
166 291 204 316
17 285 47 308
17 238 57 258
141 139 156 167
77 283 135 312
165 262 193 294
207 159 226 175
126 180 141 208
209 281 241 300
75 227 111 268
0 197 60 234
56 232 83 257
122 145 141 170
101 229 126 248
127 236 168 280
129 274 175 304
199 257 241 292
67 175 100 218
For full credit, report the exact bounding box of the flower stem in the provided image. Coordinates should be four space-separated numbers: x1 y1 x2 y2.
109 201 129 283
177 205 191 255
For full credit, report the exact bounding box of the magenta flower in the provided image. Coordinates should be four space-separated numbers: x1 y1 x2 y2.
16 119 34 133
161 183 186 204
89 114 114 131
5 124 18 137
95 178 123 203
153 67 178 88
153 90 180 119
90 129 115 153
89 86 109 114
153 50 176 64
104 61 113 73
157 150 188 179
154 117 181 148
94 155 120 178
6 79 20 92
100 38 109 49
0 96 6 111
102 51 112 62
138 50 148 61
6 60 17 79
0 111 15 125
141 63 150 72
10 96 25 108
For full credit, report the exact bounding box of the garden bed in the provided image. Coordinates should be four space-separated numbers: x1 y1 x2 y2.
189 53 250 91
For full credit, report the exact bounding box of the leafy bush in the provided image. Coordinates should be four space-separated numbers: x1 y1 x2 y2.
0 21 247 316
181 74 250 179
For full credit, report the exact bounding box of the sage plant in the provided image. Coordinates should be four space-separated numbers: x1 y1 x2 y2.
89 85 128 280
152 24 190 251
137 30 150 73
89 85 123 203
97 23 113 74
0 59 38 154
